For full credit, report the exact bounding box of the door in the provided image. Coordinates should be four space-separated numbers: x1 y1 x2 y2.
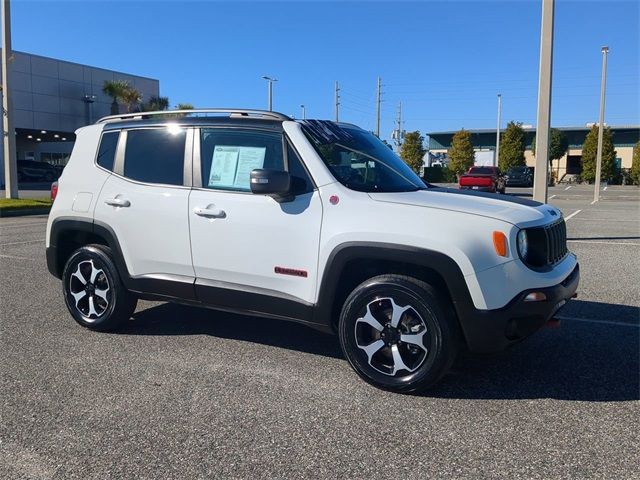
189 127 322 309
94 127 194 281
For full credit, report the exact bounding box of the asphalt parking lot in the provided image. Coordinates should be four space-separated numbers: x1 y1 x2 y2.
1 184 638 479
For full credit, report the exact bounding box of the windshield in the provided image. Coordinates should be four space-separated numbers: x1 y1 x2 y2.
507 167 528 174
300 120 427 193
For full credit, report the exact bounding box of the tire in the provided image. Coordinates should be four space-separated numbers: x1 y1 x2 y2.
338 275 459 393
61 244 137 332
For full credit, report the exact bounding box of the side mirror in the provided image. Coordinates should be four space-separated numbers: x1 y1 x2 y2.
250 169 291 199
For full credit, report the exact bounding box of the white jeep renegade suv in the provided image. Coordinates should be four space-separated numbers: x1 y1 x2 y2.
46 109 579 393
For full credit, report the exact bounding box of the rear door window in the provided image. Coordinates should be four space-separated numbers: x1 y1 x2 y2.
123 128 187 185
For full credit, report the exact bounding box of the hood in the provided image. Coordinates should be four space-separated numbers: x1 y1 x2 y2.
368 187 561 227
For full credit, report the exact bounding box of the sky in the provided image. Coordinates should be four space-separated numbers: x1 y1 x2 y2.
8 0 640 142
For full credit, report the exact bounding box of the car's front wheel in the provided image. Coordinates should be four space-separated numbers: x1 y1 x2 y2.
61 245 137 331
338 275 459 393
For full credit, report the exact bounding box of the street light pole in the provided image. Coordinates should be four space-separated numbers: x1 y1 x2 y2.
262 76 277 111
593 46 609 204
533 0 555 203
495 93 502 167
300 104 306 120
2 0 18 198
335 81 340 122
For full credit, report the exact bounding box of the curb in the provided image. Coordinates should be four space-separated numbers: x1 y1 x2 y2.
0 207 51 218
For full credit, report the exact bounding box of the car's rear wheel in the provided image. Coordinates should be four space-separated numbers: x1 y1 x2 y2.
338 275 459 393
62 245 137 331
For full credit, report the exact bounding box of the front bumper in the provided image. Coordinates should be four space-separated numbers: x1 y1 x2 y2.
460 263 580 353
506 178 531 186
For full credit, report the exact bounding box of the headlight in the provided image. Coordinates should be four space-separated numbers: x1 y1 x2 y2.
517 229 528 260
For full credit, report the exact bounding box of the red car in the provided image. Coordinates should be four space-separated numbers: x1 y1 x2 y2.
459 166 506 194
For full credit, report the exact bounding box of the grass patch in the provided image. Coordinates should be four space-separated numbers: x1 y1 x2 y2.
0 197 52 211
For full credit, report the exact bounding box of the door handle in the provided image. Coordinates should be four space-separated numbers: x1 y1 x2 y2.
104 197 131 208
194 206 226 218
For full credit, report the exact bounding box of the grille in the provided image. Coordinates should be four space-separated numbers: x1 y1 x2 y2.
524 219 568 269
544 219 568 265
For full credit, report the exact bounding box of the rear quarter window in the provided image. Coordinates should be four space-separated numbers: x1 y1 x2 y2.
96 131 119 172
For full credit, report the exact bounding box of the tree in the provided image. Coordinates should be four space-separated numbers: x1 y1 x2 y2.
399 131 425 174
447 128 475 176
581 125 617 183
532 128 569 164
120 87 143 113
498 121 526 171
176 103 194 110
142 96 170 112
531 128 569 182
102 80 130 115
631 141 640 185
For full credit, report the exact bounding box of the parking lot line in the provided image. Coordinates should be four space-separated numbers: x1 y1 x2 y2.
0 221 48 229
555 315 640 328
0 239 43 247
0 253 35 261
564 186 572 191
564 209 582 221
549 194 557 199
567 240 640 246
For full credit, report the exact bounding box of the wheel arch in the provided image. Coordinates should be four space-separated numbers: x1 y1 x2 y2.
47 217 131 284
314 242 475 340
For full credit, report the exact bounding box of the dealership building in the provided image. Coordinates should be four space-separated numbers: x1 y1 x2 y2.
428 125 640 179
0 50 159 185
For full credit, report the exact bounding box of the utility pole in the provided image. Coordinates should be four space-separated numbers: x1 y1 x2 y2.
392 101 404 151
262 76 277 111
300 104 306 120
593 46 609 203
375 76 382 137
533 0 554 203
495 93 502 167
334 81 340 122
2 0 17 198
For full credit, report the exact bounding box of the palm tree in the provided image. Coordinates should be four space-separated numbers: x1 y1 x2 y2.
142 96 170 112
102 80 130 115
120 87 143 113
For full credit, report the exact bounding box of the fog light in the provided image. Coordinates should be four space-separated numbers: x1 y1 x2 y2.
524 292 547 302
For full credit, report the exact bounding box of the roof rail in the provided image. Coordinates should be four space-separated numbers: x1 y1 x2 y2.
95 108 292 124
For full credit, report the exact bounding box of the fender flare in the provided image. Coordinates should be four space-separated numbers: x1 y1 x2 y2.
48 216 131 282
313 242 477 332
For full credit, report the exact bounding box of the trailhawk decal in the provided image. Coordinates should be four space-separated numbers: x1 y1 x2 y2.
274 266 308 278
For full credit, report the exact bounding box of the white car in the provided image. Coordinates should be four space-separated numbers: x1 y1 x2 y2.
46 109 579 393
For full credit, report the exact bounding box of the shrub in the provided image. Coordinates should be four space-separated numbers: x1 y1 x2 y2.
422 165 457 184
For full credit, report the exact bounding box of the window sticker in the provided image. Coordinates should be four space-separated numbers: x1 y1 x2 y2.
209 146 239 187
208 145 266 189
233 146 266 189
